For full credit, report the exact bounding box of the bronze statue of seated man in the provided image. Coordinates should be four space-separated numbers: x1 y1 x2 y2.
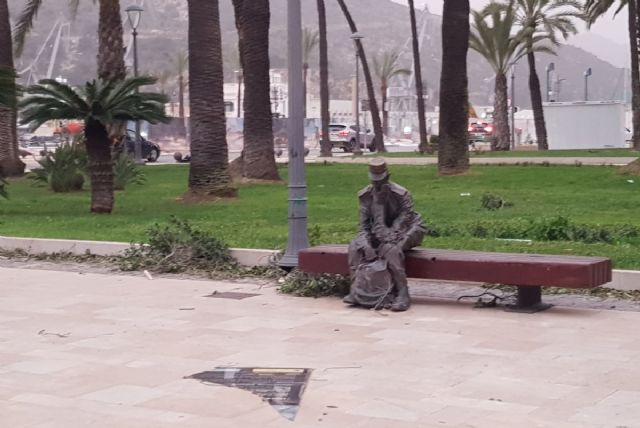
344 158 426 312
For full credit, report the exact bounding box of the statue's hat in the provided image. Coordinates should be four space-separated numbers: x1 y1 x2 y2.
368 158 389 181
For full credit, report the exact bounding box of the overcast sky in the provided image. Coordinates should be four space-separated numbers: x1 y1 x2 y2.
392 0 629 48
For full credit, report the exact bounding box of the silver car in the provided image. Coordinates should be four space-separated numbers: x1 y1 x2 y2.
326 123 374 152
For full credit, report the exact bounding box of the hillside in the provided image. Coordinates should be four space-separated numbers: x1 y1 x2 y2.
8 0 627 109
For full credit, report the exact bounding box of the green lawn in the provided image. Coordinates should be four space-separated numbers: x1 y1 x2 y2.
1 163 639 269
375 148 640 158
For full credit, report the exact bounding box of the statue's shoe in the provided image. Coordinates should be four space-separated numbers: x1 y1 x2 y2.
343 294 357 305
390 300 410 312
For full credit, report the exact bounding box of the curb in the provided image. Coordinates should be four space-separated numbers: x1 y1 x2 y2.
0 236 278 268
1 235 638 291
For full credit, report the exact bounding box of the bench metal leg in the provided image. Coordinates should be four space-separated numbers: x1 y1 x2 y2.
505 286 553 313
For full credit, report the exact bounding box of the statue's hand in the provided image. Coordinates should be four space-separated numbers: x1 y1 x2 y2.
363 245 377 261
373 224 391 241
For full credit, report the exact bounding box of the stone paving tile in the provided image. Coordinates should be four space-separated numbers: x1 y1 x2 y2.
2 265 640 427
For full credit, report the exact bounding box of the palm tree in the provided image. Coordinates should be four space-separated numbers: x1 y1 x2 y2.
336 0 386 152
0 67 17 108
232 0 280 180
0 67 17 196
408 0 429 153
97 0 126 82
317 0 332 157
0 0 25 177
470 2 535 150
20 77 168 213
156 69 173 95
188 0 237 197
438 0 470 174
585 0 640 150
513 0 582 151
175 52 188 123
373 50 411 136
303 27 319 118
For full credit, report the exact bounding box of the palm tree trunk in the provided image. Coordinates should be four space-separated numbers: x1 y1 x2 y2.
527 51 548 150
303 63 308 118
493 72 510 151
85 119 115 213
631 0 640 150
96 0 124 192
0 0 25 177
438 0 470 174
317 0 332 157
382 83 389 135
97 0 126 82
336 0 385 152
187 0 236 197
233 0 280 180
408 0 428 153
178 73 185 120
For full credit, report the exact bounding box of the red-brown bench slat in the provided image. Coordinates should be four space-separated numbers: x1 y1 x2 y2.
298 245 613 313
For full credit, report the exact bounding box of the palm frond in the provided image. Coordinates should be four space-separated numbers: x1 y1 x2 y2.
102 76 159 110
19 77 169 132
470 1 525 73
584 0 618 25
303 28 320 63
12 0 44 57
36 79 90 111
175 52 189 74
373 49 411 84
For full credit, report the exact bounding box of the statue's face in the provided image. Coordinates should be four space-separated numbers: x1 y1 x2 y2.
372 176 390 192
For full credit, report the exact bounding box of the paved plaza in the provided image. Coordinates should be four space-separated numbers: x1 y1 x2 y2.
1 265 640 427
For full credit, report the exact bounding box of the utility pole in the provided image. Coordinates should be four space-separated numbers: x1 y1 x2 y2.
280 0 309 269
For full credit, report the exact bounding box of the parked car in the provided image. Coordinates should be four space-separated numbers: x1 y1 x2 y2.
468 122 495 145
325 123 375 152
124 129 161 162
19 135 61 157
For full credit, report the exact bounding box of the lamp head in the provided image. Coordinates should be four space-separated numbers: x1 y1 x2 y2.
125 5 144 30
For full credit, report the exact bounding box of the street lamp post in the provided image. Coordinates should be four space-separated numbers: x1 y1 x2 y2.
510 63 516 150
546 62 555 102
554 77 567 101
584 67 592 101
126 5 144 164
279 0 309 269
234 70 242 118
350 33 364 155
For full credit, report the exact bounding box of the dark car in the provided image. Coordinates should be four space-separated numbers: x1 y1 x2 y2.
124 130 161 162
468 122 495 145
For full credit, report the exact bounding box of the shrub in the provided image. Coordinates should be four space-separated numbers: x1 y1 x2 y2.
480 193 512 210
120 217 236 273
113 151 145 190
29 143 87 192
280 270 351 297
428 216 640 244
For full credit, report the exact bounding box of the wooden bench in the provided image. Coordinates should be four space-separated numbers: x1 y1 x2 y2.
298 245 612 313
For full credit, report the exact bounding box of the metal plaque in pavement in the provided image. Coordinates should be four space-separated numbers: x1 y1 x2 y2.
186 367 312 420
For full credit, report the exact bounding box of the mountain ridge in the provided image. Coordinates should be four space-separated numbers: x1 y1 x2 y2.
8 0 627 108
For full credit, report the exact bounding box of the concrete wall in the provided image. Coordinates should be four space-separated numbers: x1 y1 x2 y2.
544 101 626 149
